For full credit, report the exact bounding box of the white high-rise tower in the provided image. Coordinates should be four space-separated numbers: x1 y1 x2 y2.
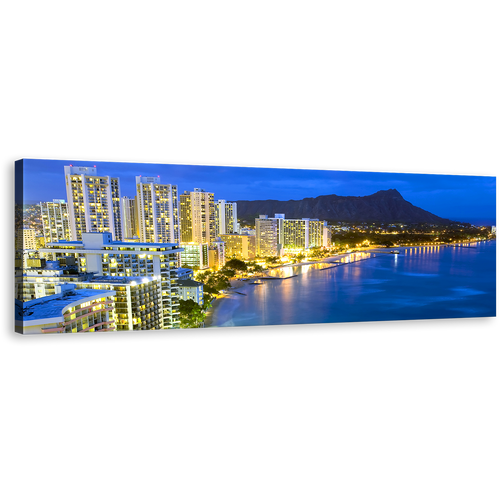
64 165 123 241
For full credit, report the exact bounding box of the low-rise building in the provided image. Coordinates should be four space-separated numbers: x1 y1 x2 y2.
178 279 204 305
15 287 116 334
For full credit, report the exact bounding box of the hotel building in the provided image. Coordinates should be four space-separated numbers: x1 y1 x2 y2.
220 234 255 260
40 199 72 243
180 189 216 244
256 214 330 256
15 286 116 334
215 200 238 236
78 276 162 331
64 165 123 241
40 232 183 329
281 218 326 250
255 216 280 257
136 176 179 244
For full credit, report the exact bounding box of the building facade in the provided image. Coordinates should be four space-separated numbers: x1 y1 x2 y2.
256 214 329 256
40 232 183 329
64 165 123 241
180 189 215 244
15 260 89 301
136 176 179 244
121 196 138 240
15 287 116 334
220 234 253 260
180 243 210 270
215 200 238 236
78 276 163 331
255 216 280 257
40 199 72 243
177 279 204 305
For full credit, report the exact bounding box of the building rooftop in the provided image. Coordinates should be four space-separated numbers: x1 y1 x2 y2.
16 289 113 322
89 276 158 284
177 279 204 288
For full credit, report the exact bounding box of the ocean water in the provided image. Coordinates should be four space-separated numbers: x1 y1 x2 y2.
208 241 496 327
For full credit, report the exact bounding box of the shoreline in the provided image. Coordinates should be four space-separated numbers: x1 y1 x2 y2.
203 240 492 328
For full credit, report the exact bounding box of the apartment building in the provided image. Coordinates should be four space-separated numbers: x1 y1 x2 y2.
64 165 123 241
40 199 72 243
180 188 215 244
40 232 183 329
136 176 179 243
215 200 238 236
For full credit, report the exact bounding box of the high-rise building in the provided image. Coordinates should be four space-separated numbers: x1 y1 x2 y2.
256 214 329 256
15 287 116 334
215 200 238 235
121 196 138 240
64 165 123 241
40 199 72 243
40 232 183 329
78 276 163 331
255 216 280 257
136 176 179 244
281 218 326 250
179 189 215 244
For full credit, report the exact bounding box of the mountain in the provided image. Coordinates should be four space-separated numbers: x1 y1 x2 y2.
233 189 454 224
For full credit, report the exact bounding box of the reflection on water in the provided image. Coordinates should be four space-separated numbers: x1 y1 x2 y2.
209 242 496 328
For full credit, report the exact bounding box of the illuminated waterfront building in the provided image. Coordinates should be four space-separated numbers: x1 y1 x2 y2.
64 165 123 241
40 199 72 243
215 200 238 236
136 176 179 244
256 214 330 256
255 215 280 257
40 232 183 329
220 233 254 260
15 286 116 334
180 188 216 244
77 276 162 331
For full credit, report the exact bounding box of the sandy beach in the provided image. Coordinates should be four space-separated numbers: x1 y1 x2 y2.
203 250 371 327
203 241 484 327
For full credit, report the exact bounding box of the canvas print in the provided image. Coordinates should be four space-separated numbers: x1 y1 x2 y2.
15 159 496 334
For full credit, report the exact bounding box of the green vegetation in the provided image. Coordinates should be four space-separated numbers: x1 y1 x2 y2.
178 298 212 329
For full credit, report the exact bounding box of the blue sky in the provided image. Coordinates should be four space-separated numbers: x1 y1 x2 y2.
17 159 496 226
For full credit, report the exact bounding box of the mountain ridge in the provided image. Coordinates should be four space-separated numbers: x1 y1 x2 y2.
232 189 456 224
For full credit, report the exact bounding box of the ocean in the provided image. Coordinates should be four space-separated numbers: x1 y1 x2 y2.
207 240 497 328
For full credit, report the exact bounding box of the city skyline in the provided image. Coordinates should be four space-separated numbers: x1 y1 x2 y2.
17 159 497 226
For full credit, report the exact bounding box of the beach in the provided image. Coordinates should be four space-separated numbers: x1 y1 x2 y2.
203 241 489 328
203 250 373 327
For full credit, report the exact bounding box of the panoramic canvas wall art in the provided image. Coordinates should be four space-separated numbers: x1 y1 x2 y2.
15 159 496 334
